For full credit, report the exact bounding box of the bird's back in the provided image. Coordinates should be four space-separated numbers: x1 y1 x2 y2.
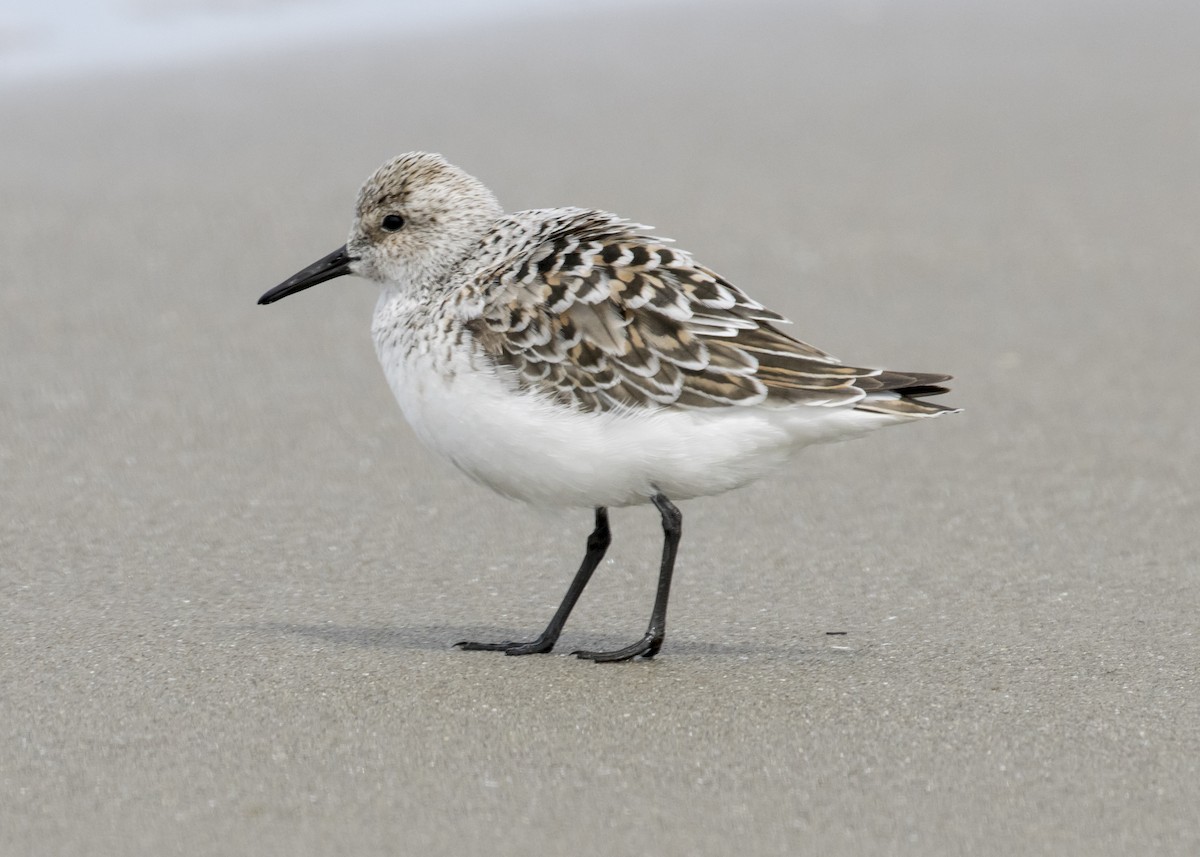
460 207 957 420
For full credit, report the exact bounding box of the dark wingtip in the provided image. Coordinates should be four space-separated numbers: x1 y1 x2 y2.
897 384 953 399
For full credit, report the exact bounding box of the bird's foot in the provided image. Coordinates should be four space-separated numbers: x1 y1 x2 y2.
455 636 555 656
573 632 663 663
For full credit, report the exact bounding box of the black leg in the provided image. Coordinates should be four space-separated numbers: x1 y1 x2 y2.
574 493 681 663
456 508 611 655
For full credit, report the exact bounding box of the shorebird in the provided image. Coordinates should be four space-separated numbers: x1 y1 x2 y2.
258 152 958 661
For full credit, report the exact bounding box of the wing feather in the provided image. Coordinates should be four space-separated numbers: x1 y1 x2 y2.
466 210 952 414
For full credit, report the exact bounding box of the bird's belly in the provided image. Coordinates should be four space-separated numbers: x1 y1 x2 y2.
377 341 896 508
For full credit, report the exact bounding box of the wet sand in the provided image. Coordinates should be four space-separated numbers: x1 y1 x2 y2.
2 1 1198 854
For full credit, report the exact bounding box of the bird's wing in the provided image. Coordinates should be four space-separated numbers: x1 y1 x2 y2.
465 209 945 414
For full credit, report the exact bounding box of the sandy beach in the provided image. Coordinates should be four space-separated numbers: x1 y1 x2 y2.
2 0 1198 854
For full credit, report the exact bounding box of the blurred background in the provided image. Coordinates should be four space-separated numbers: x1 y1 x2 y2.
2 1 1198 855
1 0 623 83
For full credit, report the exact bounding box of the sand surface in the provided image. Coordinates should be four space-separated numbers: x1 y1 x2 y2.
2 1 1198 854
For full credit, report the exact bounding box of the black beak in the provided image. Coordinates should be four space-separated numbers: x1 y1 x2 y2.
258 245 355 305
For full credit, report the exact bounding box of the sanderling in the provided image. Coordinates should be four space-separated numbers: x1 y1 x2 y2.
258 152 959 662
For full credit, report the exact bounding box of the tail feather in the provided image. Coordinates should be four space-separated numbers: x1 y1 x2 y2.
852 370 959 418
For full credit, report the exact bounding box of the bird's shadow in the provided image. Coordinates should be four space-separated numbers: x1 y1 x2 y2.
238 621 861 661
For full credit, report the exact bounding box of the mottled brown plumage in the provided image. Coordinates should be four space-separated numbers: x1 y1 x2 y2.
464 209 954 417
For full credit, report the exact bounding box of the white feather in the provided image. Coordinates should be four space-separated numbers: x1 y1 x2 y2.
375 288 910 508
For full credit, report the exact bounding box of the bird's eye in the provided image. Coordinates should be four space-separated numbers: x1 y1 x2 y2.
381 214 405 232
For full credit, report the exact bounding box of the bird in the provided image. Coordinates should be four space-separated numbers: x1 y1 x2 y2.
258 152 958 662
